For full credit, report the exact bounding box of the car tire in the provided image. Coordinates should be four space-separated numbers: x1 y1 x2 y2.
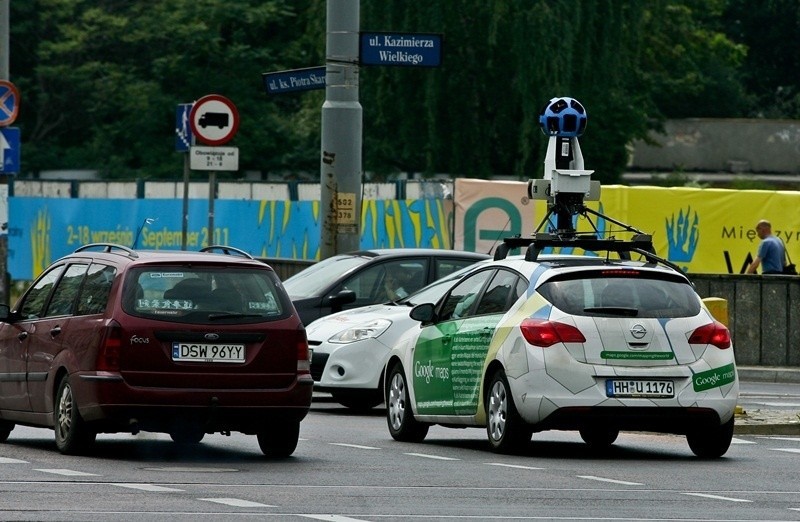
486 370 532 454
331 390 383 411
0 420 14 442
579 426 619 449
257 421 300 458
54 376 96 455
386 364 429 442
686 417 734 459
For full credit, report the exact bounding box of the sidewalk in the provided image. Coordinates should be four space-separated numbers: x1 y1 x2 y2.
735 365 800 435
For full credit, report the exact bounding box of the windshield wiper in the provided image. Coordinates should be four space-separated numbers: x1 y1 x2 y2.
208 312 264 320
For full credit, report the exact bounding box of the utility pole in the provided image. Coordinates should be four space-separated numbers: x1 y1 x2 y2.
0 0 10 305
319 0 362 259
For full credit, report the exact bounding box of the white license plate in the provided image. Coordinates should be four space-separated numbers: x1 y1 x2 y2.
171 342 245 363
606 379 674 398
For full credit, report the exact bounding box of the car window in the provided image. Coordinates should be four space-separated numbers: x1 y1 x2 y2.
282 254 371 298
434 257 482 280
76 263 117 315
19 265 66 319
45 264 89 317
123 266 287 323
402 261 489 306
537 273 702 318
439 269 494 321
473 269 525 316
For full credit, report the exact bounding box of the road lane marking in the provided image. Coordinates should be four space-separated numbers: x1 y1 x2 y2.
486 463 544 470
772 448 800 454
198 498 275 508
35 469 100 476
328 443 380 450
577 475 643 486
112 483 184 492
730 437 756 444
682 492 752 502
760 436 800 441
297 513 368 522
0 457 28 464
404 452 459 461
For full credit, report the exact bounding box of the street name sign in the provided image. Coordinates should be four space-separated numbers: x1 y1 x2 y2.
262 66 327 94
360 32 443 67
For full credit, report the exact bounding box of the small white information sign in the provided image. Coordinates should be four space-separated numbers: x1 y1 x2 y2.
190 146 239 171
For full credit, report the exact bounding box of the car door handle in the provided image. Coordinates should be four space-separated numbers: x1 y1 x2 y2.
50 326 62 337
17 331 28 341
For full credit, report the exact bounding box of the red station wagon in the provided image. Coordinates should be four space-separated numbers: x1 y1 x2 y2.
0 244 312 456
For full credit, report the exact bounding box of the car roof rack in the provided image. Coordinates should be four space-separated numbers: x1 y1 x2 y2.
74 243 139 259
199 245 254 259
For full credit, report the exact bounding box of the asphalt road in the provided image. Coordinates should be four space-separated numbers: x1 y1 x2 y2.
0 381 799 521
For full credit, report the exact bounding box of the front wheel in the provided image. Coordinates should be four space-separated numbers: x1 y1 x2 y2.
687 417 734 459
257 421 300 458
331 389 383 411
386 364 428 442
54 376 96 455
486 370 531 454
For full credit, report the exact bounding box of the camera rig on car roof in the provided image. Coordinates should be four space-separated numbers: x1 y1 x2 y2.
493 97 681 273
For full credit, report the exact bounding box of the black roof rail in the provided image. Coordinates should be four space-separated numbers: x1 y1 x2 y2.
73 243 139 259
199 245 254 259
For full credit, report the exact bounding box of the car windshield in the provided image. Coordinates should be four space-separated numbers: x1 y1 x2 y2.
123 266 289 324
399 262 486 306
537 272 702 318
282 254 372 298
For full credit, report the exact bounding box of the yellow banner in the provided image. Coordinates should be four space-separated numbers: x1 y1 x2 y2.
454 179 800 274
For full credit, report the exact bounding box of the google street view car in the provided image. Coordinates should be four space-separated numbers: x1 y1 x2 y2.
384 98 738 458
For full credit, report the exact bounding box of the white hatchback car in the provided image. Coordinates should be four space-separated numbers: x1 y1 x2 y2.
306 260 493 410
385 248 738 458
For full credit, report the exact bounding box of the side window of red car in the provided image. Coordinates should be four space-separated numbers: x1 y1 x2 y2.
76 264 117 315
45 264 89 317
19 265 66 319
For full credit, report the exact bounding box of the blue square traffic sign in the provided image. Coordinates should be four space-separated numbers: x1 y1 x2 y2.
0 127 20 174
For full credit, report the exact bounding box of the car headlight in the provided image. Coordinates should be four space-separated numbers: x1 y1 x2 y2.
329 319 392 344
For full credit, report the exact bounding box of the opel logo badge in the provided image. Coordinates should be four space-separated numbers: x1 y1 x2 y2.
205 333 220 341
630 324 647 339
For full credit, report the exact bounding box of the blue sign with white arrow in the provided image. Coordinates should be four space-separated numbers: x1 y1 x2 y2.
0 127 20 174
175 103 193 152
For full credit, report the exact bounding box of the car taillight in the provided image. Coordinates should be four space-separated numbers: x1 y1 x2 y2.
96 320 122 371
297 328 310 374
519 318 586 347
688 321 731 349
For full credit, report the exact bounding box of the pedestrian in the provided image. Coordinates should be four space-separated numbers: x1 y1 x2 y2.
746 219 786 274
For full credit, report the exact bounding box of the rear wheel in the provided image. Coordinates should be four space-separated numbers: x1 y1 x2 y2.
0 420 14 442
579 426 619 449
170 430 205 444
54 376 96 455
386 364 428 442
687 417 734 459
486 370 531 454
257 421 300 458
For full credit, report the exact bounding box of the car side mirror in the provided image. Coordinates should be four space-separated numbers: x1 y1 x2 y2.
0 304 12 323
327 289 357 314
409 302 436 324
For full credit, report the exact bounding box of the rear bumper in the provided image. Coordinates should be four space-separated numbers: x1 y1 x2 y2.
75 371 313 433
532 406 725 435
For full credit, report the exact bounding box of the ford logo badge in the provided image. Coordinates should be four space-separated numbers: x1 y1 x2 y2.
204 333 220 341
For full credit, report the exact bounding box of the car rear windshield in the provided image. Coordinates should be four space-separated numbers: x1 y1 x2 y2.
537 271 702 318
123 266 290 323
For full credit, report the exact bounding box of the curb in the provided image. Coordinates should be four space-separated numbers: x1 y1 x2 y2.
734 423 800 435
738 366 800 384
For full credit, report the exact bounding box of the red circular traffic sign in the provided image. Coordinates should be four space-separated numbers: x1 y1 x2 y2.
189 94 239 145
0 80 20 127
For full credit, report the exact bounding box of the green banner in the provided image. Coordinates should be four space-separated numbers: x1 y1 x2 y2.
692 363 736 392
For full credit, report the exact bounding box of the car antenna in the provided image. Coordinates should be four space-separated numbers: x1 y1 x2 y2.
486 216 512 256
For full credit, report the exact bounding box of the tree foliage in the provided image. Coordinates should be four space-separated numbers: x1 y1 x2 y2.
7 0 790 183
